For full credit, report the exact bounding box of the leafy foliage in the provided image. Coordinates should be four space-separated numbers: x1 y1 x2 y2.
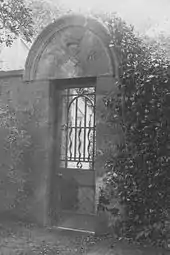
0 0 34 46
97 13 170 247
26 0 61 38
0 102 32 210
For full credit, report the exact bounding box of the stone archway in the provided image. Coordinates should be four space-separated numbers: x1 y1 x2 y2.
24 14 119 81
23 14 120 232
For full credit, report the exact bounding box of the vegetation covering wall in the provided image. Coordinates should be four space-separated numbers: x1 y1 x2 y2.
98 14 170 248
0 71 50 224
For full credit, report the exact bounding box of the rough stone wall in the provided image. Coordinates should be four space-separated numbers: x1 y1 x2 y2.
0 70 50 225
0 15 121 233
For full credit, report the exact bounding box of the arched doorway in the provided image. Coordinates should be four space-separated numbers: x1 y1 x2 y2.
24 14 119 232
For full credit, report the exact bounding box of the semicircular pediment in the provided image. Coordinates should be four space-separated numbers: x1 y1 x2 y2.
24 14 118 81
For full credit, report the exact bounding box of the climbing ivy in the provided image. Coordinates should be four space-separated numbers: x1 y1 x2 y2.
98 13 170 248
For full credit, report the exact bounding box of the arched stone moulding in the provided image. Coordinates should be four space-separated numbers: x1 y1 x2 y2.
23 14 119 81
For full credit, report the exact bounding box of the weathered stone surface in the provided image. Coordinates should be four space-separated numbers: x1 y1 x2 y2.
16 80 51 225
0 14 120 233
24 14 119 81
0 73 24 212
0 72 51 225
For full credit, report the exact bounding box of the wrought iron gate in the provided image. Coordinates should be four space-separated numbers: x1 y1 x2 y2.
60 86 96 170
53 78 96 232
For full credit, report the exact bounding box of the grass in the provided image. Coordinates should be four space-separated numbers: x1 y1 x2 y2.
0 216 169 255
0 218 95 255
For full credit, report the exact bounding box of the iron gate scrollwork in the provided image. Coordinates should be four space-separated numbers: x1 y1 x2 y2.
60 87 96 170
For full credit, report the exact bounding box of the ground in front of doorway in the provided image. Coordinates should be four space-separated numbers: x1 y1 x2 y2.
0 217 169 255
0 218 93 254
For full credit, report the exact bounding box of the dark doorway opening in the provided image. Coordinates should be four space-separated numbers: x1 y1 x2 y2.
50 77 97 233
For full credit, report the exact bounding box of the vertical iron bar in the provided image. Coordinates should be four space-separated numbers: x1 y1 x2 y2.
77 120 82 168
87 116 92 161
83 97 87 161
92 88 96 170
65 89 70 168
68 121 73 160
74 97 78 160
92 87 96 213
